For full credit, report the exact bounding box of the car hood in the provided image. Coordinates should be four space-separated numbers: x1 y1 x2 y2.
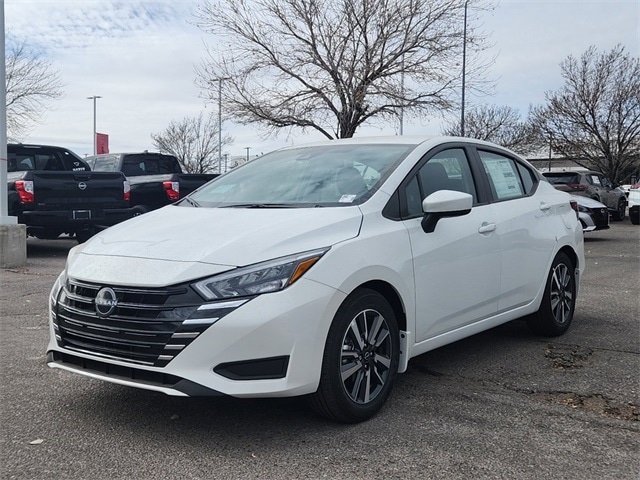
570 195 606 208
69 205 363 285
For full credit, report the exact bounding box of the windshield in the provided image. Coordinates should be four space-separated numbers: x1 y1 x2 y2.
188 143 414 207
543 172 581 185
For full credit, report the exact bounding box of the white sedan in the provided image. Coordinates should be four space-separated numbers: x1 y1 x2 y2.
47 136 585 423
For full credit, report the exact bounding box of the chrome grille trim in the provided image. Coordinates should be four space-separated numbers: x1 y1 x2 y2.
171 332 199 339
197 299 248 310
182 318 219 326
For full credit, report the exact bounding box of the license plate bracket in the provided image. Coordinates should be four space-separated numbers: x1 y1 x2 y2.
72 210 92 220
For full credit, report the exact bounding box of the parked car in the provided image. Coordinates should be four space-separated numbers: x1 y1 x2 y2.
628 188 640 225
47 136 585 423
7 143 134 243
85 152 217 215
572 195 609 232
542 170 627 221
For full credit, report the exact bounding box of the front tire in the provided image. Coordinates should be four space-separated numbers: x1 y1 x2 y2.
308 288 399 423
527 252 576 337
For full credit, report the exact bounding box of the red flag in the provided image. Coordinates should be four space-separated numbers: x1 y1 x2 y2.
96 133 109 154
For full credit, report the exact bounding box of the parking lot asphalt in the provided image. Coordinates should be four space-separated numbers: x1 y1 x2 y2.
1 222 638 480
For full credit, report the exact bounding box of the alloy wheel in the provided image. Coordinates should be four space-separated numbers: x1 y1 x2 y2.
550 263 574 325
340 309 392 404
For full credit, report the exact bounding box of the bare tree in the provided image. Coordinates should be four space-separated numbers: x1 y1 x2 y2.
195 0 494 139
151 112 234 173
531 45 640 184
442 105 539 154
5 39 64 140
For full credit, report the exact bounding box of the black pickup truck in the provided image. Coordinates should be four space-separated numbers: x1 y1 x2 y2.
84 152 218 215
7 144 134 243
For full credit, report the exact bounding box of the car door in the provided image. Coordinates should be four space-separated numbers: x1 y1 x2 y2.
597 174 616 209
399 146 501 342
475 149 557 313
586 173 606 202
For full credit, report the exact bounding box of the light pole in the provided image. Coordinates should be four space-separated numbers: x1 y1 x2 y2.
214 78 231 174
460 1 468 137
399 54 405 135
87 95 102 155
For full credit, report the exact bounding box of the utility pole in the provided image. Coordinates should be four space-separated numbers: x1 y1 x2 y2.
460 1 468 137
399 55 405 136
87 96 102 155
214 78 231 174
1 1 26 268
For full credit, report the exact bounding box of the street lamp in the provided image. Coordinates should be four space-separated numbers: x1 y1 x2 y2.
87 95 102 155
460 1 468 137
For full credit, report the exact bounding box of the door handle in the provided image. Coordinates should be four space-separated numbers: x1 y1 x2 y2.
539 203 552 211
478 223 496 234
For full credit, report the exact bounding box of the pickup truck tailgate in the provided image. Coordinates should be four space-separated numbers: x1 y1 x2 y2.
31 171 128 210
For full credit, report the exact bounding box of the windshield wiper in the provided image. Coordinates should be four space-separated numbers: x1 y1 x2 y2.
220 203 297 208
181 197 201 208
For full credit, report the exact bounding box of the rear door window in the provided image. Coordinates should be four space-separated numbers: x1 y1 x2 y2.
478 151 526 201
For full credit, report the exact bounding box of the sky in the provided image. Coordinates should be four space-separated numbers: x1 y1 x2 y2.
4 0 640 160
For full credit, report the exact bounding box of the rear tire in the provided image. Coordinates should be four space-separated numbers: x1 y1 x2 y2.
527 252 576 337
308 288 399 423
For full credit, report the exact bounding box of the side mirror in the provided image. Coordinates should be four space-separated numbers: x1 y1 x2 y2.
421 190 473 233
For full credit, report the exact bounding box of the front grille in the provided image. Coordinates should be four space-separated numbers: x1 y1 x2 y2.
591 208 610 226
53 279 211 367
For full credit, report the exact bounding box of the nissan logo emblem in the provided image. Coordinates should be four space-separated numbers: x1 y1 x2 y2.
78 182 87 190
95 287 118 317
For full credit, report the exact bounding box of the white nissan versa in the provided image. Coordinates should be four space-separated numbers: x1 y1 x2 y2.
47 136 585 423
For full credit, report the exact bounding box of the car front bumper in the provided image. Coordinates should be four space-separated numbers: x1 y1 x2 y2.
578 208 609 232
47 277 345 398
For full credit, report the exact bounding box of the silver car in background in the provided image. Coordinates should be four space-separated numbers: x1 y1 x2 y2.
572 195 610 232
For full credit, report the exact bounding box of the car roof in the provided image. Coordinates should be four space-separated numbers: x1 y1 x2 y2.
275 135 523 154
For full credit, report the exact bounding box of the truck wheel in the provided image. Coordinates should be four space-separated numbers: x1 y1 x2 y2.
132 206 149 217
34 230 62 240
611 199 626 221
75 228 96 244
308 288 399 423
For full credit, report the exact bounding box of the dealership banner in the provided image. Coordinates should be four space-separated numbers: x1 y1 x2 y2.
96 133 109 154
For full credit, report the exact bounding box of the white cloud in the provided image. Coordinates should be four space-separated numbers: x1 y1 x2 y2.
5 0 639 158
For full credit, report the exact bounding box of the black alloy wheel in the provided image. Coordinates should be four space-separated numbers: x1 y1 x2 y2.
309 288 399 423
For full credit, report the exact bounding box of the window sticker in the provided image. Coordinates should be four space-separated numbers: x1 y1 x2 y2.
484 158 523 199
339 194 357 203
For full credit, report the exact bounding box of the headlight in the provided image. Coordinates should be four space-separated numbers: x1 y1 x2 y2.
193 248 329 301
578 205 589 213
50 269 67 310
